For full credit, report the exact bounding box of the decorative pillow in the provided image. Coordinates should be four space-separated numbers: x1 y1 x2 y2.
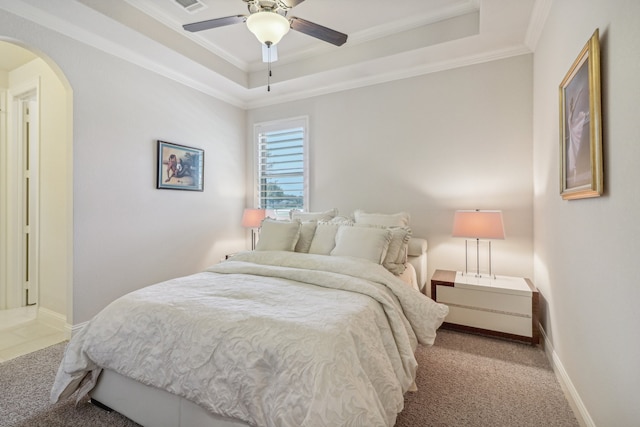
290 208 338 222
353 224 411 274
330 226 391 264
294 221 317 253
255 219 301 252
353 209 410 227
308 222 341 255
382 226 412 274
327 215 353 225
307 216 354 255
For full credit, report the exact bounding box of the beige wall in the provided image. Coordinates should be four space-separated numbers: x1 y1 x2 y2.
248 54 534 286
533 0 640 425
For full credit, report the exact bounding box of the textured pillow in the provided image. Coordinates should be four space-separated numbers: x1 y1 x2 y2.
382 226 412 274
255 219 301 252
354 224 412 274
308 222 341 255
353 209 410 227
307 216 354 255
330 226 391 264
290 208 338 222
294 221 317 253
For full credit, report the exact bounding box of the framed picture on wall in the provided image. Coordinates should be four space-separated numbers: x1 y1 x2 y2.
157 140 204 191
559 29 603 200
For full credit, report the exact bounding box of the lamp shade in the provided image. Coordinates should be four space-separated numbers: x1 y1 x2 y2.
242 208 266 228
452 210 505 240
246 11 290 45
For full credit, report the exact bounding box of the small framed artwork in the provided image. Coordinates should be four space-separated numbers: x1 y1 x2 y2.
559 29 603 200
157 140 204 191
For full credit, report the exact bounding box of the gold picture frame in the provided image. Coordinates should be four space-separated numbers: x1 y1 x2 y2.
559 29 603 200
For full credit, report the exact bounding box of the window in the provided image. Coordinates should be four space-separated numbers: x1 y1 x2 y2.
254 117 308 216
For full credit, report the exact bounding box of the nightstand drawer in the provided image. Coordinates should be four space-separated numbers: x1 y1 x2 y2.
437 285 532 317
445 305 533 337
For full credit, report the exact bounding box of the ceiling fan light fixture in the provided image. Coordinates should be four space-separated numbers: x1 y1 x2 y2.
246 11 290 46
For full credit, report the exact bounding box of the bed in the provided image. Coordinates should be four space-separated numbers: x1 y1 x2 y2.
51 210 448 427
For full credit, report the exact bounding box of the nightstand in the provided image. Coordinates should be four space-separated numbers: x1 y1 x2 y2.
431 269 539 345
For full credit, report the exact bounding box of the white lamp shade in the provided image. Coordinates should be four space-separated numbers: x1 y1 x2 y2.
242 208 266 228
246 12 290 45
452 210 505 240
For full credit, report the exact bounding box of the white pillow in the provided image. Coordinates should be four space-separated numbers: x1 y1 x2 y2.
353 209 410 227
290 208 338 222
330 226 391 264
308 222 341 255
352 224 411 274
255 219 301 252
294 221 317 253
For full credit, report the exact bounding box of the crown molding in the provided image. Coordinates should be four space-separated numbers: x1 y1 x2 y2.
525 0 554 51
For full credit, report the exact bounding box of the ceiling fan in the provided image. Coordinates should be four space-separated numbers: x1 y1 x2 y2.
183 0 348 48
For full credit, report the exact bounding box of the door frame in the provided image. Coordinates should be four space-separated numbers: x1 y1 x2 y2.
0 88 6 309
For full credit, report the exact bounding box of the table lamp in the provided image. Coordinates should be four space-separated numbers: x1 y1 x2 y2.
242 208 266 250
452 209 505 278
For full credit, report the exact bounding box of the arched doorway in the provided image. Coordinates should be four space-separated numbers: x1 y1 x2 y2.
0 40 73 360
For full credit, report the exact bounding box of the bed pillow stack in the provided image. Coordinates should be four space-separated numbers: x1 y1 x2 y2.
307 216 353 255
352 210 412 275
255 209 340 253
290 208 338 253
253 209 412 275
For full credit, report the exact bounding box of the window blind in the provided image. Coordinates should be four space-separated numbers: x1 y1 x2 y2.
257 125 305 212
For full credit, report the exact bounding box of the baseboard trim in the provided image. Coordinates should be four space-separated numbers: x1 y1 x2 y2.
37 307 71 339
539 324 595 427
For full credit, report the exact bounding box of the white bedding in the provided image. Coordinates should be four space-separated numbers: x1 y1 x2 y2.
51 251 448 427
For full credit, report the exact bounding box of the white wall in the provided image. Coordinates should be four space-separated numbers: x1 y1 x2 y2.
248 55 534 286
9 57 69 315
533 1 640 425
0 9 247 325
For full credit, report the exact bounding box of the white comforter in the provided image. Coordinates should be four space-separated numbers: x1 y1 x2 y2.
51 251 448 427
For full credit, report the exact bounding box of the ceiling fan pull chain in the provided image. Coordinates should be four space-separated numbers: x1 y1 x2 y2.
267 42 272 92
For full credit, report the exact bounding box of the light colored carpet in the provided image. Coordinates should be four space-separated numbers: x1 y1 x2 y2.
0 329 578 427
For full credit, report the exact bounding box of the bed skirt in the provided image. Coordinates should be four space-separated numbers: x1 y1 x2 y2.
91 369 250 427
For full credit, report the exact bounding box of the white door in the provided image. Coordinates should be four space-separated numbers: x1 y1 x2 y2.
21 97 39 306
3 86 39 309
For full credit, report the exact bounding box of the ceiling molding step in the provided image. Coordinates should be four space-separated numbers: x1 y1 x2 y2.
244 44 532 110
124 0 251 72
525 0 554 51
249 11 481 87
347 0 479 45
77 0 247 86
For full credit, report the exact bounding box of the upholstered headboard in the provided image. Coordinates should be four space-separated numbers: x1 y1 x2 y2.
407 237 428 291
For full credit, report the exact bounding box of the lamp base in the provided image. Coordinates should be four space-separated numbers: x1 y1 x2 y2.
251 229 258 251
461 239 497 279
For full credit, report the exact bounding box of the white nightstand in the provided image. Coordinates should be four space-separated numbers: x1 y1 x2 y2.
431 270 539 345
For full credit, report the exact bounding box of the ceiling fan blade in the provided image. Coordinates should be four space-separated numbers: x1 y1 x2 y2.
279 0 306 8
183 15 246 33
289 17 347 46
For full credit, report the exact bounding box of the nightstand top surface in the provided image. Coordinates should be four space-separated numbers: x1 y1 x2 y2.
454 272 532 296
